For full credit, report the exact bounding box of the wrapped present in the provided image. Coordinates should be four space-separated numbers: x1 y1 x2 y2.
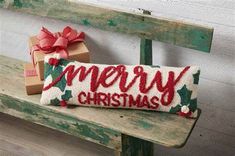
29 26 90 80
24 63 43 95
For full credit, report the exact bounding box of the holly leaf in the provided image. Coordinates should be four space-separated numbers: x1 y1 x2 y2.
61 90 72 101
44 62 53 79
169 105 181 114
177 85 192 105
55 76 67 92
50 98 60 106
60 59 71 67
189 98 197 112
193 70 200 84
51 65 63 80
51 65 67 92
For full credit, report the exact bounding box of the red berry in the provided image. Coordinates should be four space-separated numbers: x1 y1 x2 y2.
48 58 59 66
60 100 67 107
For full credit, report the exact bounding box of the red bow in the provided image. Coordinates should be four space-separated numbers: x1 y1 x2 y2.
31 26 85 65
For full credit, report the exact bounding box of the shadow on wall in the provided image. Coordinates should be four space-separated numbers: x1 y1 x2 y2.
152 41 184 67
86 34 185 67
85 35 122 65
162 43 182 67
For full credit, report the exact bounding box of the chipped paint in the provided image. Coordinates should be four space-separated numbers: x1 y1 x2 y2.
0 94 121 150
1 0 213 52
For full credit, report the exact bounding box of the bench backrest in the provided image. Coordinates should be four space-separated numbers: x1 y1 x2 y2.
0 0 213 56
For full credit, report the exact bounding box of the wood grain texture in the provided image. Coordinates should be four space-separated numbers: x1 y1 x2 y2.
0 113 113 156
0 0 213 52
0 94 122 151
0 55 199 149
140 10 152 65
140 38 152 65
122 10 154 155
121 135 153 156
78 0 234 55
1 10 233 85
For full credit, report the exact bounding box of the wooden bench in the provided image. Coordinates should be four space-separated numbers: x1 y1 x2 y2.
0 1 213 155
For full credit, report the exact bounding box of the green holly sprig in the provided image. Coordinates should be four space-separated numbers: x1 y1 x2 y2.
169 85 197 116
50 90 73 106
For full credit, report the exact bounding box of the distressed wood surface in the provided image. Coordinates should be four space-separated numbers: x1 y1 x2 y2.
0 9 232 85
140 39 152 65
0 0 213 52
0 94 122 150
0 55 199 150
121 135 153 156
140 10 152 65
0 113 113 156
121 10 154 155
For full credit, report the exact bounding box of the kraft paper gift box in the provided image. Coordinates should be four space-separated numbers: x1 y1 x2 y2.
29 27 90 80
29 36 90 80
24 63 44 95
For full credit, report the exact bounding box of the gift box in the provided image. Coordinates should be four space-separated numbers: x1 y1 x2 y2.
24 63 44 95
29 27 90 80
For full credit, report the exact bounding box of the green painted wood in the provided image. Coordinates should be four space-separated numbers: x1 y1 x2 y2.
121 135 153 156
132 10 154 155
140 10 152 65
0 0 213 52
140 39 152 65
0 93 122 150
0 55 200 150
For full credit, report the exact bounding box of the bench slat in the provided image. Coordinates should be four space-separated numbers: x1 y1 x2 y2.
0 94 122 151
0 55 199 150
0 0 213 52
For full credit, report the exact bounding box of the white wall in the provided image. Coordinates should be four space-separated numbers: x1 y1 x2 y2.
0 0 235 155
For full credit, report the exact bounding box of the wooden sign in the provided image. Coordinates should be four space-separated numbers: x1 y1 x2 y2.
41 54 200 118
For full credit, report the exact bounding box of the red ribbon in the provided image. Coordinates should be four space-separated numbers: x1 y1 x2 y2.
24 68 37 77
30 26 85 65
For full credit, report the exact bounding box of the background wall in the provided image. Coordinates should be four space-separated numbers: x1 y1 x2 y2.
0 0 235 155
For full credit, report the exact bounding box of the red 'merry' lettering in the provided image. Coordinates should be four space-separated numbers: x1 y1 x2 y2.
43 64 190 106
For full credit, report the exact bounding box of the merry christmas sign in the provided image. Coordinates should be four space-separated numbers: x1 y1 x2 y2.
40 54 200 118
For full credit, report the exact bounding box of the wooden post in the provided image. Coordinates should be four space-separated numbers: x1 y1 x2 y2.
121 135 153 156
119 9 154 156
140 10 152 65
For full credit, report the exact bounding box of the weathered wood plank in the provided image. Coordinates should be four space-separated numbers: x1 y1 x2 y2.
121 135 154 156
0 113 113 156
0 0 213 52
0 94 122 151
140 10 152 65
0 55 199 149
140 39 152 65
